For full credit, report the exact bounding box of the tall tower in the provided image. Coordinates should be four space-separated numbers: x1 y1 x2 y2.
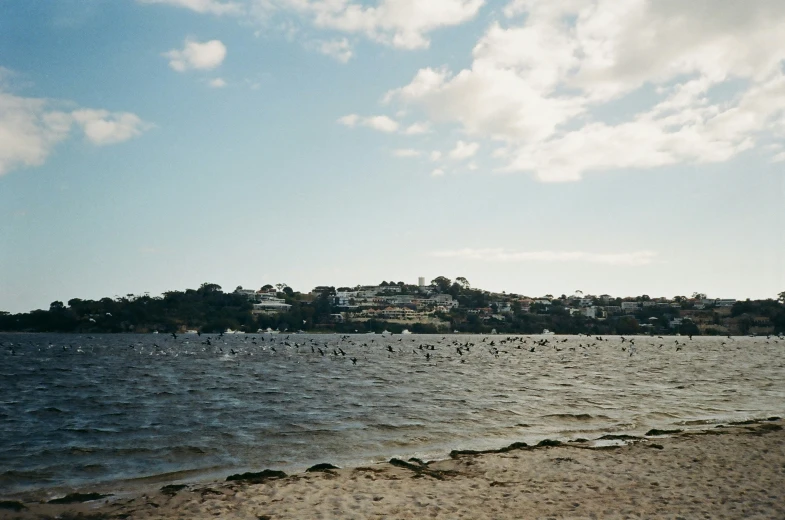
418 277 425 287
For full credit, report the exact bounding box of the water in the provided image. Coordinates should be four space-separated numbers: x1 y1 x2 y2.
1 333 783 498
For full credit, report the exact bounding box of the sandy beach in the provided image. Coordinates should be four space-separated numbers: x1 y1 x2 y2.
2 418 783 520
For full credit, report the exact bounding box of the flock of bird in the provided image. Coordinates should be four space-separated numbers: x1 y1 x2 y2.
3 332 783 365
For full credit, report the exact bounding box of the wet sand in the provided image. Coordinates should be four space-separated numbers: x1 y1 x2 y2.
2 418 783 519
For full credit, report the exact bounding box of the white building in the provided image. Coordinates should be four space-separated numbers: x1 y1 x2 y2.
492 301 512 313
426 294 458 308
235 288 258 300
252 299 291 314
334 290 358 307
621 301 639 313
715 299 737 307
357 287 378 298
377 285 402 293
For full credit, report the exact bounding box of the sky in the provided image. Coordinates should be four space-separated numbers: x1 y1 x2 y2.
1 0 784 313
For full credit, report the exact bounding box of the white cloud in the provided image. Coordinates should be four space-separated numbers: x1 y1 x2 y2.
0 92 71 176
138 0 242 15
392 148 421 157
431 248 658 266
449 140 479 160
772 151 785 163
208 77 227 88
71 109 148 145
337 113 360 127
364 115 399 132
384 0 785 181
430 150 442 161
317 38 353 63
339 114 438 136
338 113 399 133
144 0 484 50
164 39 227 72
508 73 785 181
431 168 445 176
403 121 430 135
0 89 148 177
255 0 485 50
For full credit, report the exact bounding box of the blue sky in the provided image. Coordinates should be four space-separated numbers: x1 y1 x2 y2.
1 0 784 313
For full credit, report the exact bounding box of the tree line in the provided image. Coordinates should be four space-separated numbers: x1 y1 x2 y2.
1 282 783 335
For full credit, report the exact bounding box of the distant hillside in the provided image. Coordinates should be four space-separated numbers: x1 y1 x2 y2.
1 283 783 336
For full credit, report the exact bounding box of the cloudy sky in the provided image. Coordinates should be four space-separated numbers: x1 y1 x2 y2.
1 0 783 312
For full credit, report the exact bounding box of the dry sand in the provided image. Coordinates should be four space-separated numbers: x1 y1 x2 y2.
2 419 783 520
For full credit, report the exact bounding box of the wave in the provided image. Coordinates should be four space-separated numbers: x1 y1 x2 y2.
0 468 55 482
58 427 121 434
3 333 783 496
542 413 611 421
373 422 425 431
678 419 722 426
26 407 66 415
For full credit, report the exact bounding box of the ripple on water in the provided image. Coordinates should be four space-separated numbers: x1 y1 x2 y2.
1 332 784 496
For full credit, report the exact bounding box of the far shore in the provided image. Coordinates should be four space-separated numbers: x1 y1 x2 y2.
2 417 783 520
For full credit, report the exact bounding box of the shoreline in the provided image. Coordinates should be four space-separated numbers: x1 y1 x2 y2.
5 411 780 502
2 417 782 519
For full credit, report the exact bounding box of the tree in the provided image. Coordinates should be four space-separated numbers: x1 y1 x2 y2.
261 284 273 291
431 276 452 293
616 316 640 335
692 292 707 300
199 283 222 294
779 291 785 304
456 277 471 289
679 321 700 336
737 314 754 335
49 301 65 312
380 281 389 287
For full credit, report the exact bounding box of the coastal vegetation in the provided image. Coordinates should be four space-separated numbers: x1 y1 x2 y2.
1 281 783 336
